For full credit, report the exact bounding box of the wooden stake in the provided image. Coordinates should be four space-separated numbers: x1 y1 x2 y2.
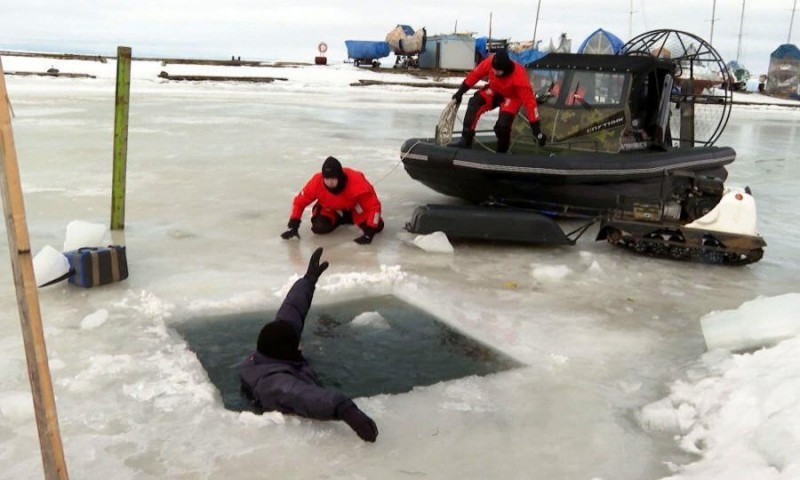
110 46 131 231
0 57 70 479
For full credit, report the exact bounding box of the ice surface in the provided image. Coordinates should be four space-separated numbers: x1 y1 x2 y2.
701 294 800 351
647 332 800 480
411 231 454 253
80 309 109 330
1 55 800 479
62 220 108 251
350 311 391 329
32 244 70 286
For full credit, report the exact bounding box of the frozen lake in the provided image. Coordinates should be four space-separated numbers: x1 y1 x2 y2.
1 56 800 479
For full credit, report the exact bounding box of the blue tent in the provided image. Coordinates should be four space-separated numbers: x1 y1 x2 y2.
475 37 545 66
770 44 800 60
577 29 624 55
510 49 546 66
476 37 489 58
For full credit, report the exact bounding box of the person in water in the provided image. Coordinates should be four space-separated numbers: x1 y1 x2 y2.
238 247 379 442
450 49 547 152
281 156 383 245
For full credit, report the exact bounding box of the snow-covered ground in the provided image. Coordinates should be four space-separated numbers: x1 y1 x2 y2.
1 54 800 479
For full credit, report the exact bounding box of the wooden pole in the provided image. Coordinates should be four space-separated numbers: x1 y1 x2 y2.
488 12 492 44
0 57 70 480
110 46 131 230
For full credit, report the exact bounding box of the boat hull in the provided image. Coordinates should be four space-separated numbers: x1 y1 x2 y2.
401 137 735 217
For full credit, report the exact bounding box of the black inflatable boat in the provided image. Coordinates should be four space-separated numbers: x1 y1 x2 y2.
401 52 736 217
401 137 734 217
400 36 765 265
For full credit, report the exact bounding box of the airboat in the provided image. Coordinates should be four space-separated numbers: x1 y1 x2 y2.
401 30 765 265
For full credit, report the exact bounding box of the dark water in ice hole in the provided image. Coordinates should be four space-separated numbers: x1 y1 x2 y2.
174 295 521 411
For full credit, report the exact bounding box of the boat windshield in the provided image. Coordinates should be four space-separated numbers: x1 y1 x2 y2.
530 69 567 106
521 67 634 153
531 68 627 108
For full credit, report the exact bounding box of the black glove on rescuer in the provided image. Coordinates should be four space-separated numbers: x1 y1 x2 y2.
452 82 469 103
530 121 547 147
340 404 378 442
304 247 329 283
281 218 301 240
354 225 378 245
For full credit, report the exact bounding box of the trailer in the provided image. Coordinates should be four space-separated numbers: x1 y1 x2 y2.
345 40 391 68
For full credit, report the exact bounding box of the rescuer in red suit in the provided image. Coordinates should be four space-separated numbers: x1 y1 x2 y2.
450 49 547 152
280 156 384 245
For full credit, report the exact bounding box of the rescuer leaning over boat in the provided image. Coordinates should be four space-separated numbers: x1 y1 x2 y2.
450 49 547 152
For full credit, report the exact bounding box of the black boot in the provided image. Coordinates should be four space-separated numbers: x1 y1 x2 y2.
448 130 475 149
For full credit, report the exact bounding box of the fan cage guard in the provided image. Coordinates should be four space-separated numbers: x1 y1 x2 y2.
621 29 732 148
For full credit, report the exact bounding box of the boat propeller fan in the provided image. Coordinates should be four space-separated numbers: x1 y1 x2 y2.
621 29 733 148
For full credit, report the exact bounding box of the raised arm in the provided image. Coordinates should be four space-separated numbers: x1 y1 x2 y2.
275 247 329 336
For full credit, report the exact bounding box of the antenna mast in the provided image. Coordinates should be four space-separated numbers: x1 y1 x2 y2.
629 0 635 38
709 0 718 45
532 0 542 48
736 0 746 61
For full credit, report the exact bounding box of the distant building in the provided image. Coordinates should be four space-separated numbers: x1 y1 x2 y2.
418 34 476 71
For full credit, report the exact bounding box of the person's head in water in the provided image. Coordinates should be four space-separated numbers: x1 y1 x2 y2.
257 320 302 362
491 50 514 77
321 156 347 194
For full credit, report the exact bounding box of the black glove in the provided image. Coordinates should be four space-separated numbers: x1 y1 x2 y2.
340 404 378 442
452 82 469 104
304 247 329 283
354 225 377 245
280 218 301 240
530 121 547 147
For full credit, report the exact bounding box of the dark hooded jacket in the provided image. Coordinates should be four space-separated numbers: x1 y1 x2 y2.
238 277 355 419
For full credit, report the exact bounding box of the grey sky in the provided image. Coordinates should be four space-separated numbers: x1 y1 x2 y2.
0 0 795 74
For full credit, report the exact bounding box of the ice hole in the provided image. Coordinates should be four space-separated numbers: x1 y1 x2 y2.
175 295 520 411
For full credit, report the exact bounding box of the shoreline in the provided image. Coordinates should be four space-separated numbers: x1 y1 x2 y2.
0 49 310 67
0 48 466 80
3 49 799 106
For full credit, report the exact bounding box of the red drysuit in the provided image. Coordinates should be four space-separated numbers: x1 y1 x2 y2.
289 168 382 229
462 54 540 128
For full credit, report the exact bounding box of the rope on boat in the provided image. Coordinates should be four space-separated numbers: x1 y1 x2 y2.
372 140 422 186
438 98 499 153
438 99 553 153
434 99 459 145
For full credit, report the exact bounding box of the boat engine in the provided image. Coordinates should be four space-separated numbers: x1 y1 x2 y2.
672 172 725 221
620 172 724 224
